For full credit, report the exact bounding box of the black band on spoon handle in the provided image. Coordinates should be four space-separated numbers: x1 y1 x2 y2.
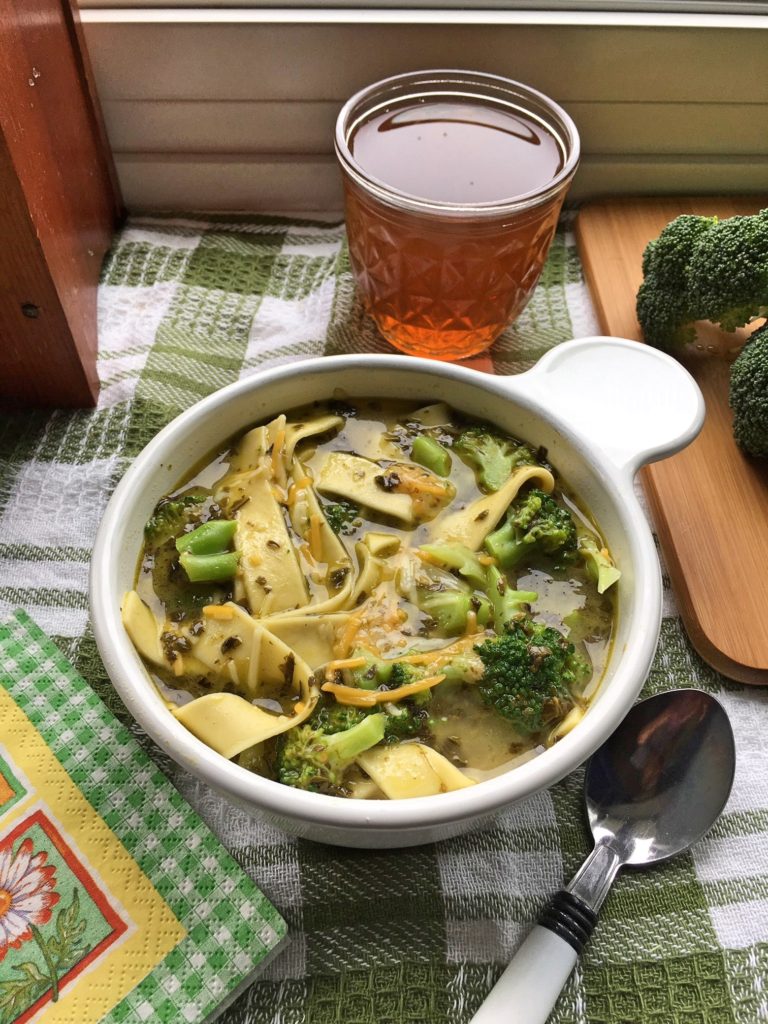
538 890 598 954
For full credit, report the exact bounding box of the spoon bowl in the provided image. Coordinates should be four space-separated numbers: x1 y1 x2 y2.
587 688 736 865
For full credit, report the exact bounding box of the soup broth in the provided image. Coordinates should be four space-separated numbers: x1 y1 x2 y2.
124 401 618 800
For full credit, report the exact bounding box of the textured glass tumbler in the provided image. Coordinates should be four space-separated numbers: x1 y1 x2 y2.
335 71 580 361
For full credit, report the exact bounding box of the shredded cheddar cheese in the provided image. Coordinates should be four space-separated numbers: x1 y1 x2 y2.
287 477 312 506
299 542 318 567
393 467 450 498
173 655 185 677
389 650 443 666
477 554 497 566
203 604 234 621
414 549 442 566
321 673 446 707
325 656 368 672
335 611 364 659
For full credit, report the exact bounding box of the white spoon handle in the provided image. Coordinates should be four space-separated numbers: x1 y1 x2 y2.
468 925 577 1024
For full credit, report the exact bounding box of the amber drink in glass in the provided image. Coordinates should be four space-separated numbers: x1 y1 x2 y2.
335 71 580 360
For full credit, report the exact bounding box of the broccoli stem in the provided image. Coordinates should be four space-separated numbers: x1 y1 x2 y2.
176 519 237 555
578 535 621 594
483 520 520 569
179 550 240 582
323 713 386 763
486 566 538 633
411 435 452 476
419 543 487 589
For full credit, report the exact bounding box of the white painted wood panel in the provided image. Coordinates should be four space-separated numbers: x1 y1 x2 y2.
115 152 768 211
102 99 768 157
81 20 768 104
80 10 768 209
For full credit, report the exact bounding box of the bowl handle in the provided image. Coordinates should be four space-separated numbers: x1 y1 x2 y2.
507 337 705 478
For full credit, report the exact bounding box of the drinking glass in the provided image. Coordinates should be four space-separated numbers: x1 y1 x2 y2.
335 70 580 360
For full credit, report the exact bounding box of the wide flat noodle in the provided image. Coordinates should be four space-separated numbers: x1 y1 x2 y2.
173 689 317 760
430 465 555 550
315 452 414 522
122 590 164 665
357 743 475 799
260 612 351 670
220 469 307 614
226 415 285 475
289 459 349 569
284 414 343 464
183 602 312 699
172 605 319 757
349 541 388 607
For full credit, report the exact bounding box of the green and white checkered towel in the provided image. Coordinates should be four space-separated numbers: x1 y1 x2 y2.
1 213 766 1024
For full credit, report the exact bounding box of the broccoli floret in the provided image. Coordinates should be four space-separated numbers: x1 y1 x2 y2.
486 566 538 633
380 701 431 743
636 210 768 351
484 488 577 569
730 322 768 458
475 621 589 735
309 692 431 746
343 653 436 705
636 215 717 351
343 649 404 690
386 662 420 688
454 425 537 492
311 702 368 733
144 494 205 545
323 499 360 535
578 534 621 594
688 209 768 333
276 712 386 794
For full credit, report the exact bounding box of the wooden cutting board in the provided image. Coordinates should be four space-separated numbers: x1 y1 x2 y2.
576 197 768 685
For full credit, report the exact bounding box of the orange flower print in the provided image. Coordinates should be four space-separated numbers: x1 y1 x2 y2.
0 838 60 970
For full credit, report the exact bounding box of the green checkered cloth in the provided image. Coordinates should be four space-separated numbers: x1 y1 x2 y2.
1 213 766 1024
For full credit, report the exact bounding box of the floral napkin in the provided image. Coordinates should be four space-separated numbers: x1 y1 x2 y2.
0 610 286 1024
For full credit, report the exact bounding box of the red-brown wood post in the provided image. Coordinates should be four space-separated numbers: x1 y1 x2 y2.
0 0 123 408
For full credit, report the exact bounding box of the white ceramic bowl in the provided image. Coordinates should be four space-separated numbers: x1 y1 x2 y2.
90 337 704 848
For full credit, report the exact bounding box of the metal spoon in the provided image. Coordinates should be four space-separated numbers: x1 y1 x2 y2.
470 688 736 1024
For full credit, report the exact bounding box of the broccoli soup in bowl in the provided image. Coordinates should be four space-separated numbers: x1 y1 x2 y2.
124 399 618 799
91 341 704 847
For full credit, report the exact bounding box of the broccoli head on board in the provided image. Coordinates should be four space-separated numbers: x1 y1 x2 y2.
729 322 768 459
636 209 768 351
688 209 768 333
636 214 717 351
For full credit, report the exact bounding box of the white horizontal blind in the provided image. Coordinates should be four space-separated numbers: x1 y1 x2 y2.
80 9 768 211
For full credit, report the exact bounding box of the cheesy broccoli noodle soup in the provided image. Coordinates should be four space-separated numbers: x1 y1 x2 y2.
123 401 619 800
